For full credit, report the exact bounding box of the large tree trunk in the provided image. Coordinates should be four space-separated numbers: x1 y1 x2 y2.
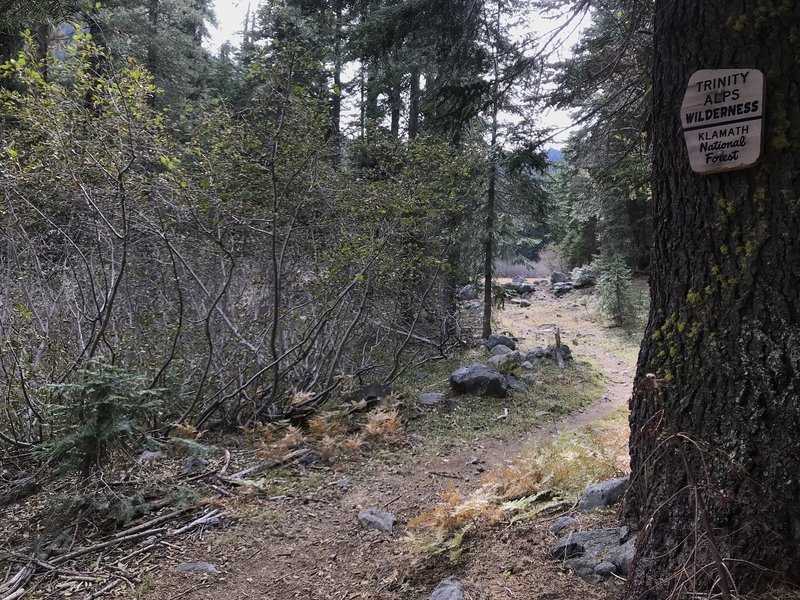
408 68 420 140
329 0 342 144
626 2 800 597
481 101 498 339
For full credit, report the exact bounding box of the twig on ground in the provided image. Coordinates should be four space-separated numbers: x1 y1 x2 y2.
83 578 122 600
427 471 464 480
170 509 221 536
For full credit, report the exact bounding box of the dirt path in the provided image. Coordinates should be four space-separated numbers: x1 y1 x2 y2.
147 283 640 600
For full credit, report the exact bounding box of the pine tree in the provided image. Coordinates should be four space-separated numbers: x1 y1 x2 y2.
626 1 800 596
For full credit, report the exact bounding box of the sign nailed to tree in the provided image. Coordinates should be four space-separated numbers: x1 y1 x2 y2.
681 69 765 174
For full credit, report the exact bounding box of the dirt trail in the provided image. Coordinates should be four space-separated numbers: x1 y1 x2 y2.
149 284 639 600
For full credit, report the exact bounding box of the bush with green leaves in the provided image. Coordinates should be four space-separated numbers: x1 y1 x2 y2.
595 255 639 330
38 359 161 475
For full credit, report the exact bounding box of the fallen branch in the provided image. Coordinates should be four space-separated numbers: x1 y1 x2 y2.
111 507 193 540
0 562 33 598
51 528 168 566
170 510 221 536
2 588 27 600
221 448 311 483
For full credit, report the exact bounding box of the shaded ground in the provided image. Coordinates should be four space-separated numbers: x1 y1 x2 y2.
138 281 640 600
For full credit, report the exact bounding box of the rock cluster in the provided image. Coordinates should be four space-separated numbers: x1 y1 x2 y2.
549 265 600 296
548 477 634 581
448 336 574 398
550 527 635 581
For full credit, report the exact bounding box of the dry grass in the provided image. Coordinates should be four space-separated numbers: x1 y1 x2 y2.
405 412 629 560
486 424 628 501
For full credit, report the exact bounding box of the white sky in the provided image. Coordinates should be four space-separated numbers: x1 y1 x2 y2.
209 0 259 51
208 0 585 146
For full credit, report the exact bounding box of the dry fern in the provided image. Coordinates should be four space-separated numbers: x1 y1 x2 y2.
257 425 306 459
240 422 276 444
318 435 340 461
290 391 315 407
363 409 403 441
307 414 345 439
340 433 365 455
169 422 202 440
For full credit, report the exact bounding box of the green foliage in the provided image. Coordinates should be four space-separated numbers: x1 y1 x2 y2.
0 0 70 29
544 0 653 270
595 254 639 330
37 359 161 474
95 0 215 109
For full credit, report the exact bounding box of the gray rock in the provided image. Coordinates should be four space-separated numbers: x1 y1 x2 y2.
137 450 162 463
488 351 523 372
524 344 573 365
430 576 464 600
418 392 446 406
604 537 636 575
520 361 534 370
525 347 549 363
180 455 208 476
484 334 516 351
547 343 573 362
450 364 509 397
593 561 617 576
509 298 531 307
550 528 623 560
358 508 397 533
578 476 630 512
571 264 600 288
457 284 478 301
177 562 220 575
551 271 568 284
299 451 322 465
504 375 528 393
548 515 579 535
490 344 514 356
552 281 574 296
509 277 536 294
550 527 636 580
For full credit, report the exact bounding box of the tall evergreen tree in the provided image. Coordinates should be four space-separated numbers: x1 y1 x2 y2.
626 1 800 596
545 0 653 269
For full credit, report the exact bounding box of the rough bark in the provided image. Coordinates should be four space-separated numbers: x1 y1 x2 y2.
330 0 342 143
626 2 800 597
481 101 498 339
408 68 420 139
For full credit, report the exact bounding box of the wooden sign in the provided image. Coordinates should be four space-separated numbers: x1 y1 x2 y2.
681 69 764 174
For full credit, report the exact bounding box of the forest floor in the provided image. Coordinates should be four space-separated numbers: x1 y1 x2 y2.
140 281 642 600
2 280 643 600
